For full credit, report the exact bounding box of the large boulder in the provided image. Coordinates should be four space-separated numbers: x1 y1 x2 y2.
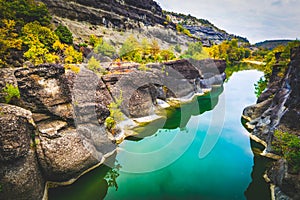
0 104 44 200
14 64 116 182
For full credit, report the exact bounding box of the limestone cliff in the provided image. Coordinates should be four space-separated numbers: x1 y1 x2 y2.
39 0 167 29
38 0 246 48
243 47 300 199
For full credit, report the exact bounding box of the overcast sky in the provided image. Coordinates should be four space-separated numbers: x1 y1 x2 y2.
156 0 300 44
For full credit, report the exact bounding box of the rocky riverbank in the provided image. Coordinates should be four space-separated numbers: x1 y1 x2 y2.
0 58 226 199
242 47 300 199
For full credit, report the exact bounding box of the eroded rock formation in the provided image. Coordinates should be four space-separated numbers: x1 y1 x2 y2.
243 47 300 199
102 59 226 118
0 58 226 199
39 0 167 29
13 64 115 182
0 104 45 200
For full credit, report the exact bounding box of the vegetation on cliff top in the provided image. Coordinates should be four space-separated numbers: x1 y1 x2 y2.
273 130 300 174
0 0 82 67
252 40 300 96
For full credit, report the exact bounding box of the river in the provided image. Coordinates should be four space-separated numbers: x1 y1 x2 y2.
49 70 270 200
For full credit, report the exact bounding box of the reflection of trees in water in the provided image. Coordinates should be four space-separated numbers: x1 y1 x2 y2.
244 141 272 200
104 162 121 191
127 85 224 140
225 62 264 82
47 153 121 200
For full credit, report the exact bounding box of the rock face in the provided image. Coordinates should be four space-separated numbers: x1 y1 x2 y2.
40 0 167 29
165 11 249 46
1 59 225 197
243 47 300 199
14 64 115 182
102 59 226 118
0 104 45 200
39 0 247 47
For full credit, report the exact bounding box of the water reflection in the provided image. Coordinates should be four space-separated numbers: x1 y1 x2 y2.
48 154 119 200
48 86 224 200
129 86 224 140
49 70 269 200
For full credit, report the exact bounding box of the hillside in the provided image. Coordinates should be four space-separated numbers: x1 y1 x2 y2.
39 0 248 48
165 11 249 46
255 40 293 50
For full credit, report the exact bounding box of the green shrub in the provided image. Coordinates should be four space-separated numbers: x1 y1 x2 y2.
2 84 20 103
0 0 51 29
89 34 98 46
55 24 73 44
87 56 106 75
174 44 182 53
104 116 116 132
273 130 300 174
138 64 151 71
94 38 116 58
105 93 124 133
64 64 80 74
160 49 176 61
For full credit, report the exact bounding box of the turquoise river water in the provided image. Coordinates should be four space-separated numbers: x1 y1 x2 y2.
49 70 271 200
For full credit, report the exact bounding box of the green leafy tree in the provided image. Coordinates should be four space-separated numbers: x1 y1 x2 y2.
0 20 22 67
181 42 203 60
160 49 176 61
208 39 250 65
87 56 106 75
119 35 140 61
55 24 73 44
0 0 51 29
22 22 60 64
94 38 116 58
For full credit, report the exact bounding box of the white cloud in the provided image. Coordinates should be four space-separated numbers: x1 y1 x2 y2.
156 0 300 43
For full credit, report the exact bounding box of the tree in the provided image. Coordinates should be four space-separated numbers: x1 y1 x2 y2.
22 22 60 64
94 37 116 58
181 42 203 60
119 35 140 61
53 40 83 64
55 24 73 44
87 56 106 75
160 49 175 61
0 20 22 67
22 21 59 51
0 0 51 30
150 39 160 58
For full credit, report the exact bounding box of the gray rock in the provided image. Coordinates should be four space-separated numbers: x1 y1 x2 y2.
243 47 300 199
0 104 44 200
14 64 116 182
